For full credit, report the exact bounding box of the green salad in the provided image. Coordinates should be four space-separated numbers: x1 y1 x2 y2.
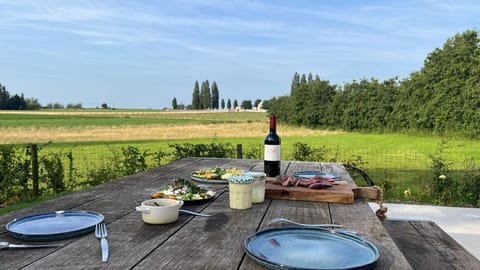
151 178 216 201
192 166 243 180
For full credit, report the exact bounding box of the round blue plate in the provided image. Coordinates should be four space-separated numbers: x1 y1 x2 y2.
244 227 379 270
294 170 338 179
6 210 104 241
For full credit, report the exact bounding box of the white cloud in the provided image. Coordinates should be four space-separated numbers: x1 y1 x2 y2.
1 0 479 108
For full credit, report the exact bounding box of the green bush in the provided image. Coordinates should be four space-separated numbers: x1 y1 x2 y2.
85 160 122 187
291 142 329 161
453 158 480 207
168 141 236 159
0 145 29 203
2 140 480 208
429 139 453 204
243 144 262 159
40 152 66 194
121 146 149 175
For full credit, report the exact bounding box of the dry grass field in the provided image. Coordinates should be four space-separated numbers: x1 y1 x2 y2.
0 110 343 144
0 123 344 143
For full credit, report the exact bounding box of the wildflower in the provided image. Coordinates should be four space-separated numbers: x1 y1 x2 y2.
403 188 411 199
439 175 447 180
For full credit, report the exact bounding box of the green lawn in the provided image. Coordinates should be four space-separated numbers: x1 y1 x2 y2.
0 111 266 127
39 132 480 203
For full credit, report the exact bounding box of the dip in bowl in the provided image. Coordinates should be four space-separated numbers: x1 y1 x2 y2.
136 199 184 224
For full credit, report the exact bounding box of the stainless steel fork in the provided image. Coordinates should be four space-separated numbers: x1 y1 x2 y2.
95 222 109 262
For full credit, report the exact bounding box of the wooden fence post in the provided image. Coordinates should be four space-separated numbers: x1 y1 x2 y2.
236 144 243 159
31 144 39 198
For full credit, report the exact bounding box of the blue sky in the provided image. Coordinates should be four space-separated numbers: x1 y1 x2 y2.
0 0 479 109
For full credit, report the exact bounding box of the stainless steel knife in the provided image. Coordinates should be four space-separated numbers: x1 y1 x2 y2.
0 241 64 249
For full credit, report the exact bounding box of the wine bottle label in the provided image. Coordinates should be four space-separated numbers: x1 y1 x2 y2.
264 145 280 161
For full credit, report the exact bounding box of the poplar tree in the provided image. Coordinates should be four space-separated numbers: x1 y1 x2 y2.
300 74 307 84
211 81 219 109
0 83 10 109
172 97 178 109
291 72 300 94
192 81 200 109
227 99 232 110
201 80 211 109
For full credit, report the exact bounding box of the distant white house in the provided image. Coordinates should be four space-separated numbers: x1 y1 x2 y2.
257 100 264 111
232 100 266 112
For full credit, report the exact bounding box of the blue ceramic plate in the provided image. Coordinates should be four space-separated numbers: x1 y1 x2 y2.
6 210 104 241
243 227 379 270
294 170 338 179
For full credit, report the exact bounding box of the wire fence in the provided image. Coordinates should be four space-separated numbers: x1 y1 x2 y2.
1 141 479 207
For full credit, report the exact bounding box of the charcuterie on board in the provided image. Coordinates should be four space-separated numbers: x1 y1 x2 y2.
265 174 355 203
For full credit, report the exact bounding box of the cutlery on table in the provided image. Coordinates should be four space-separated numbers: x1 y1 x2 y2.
152 201 211 217
267 217 344 228
179 209 211 217
95 222 109 262
0 241 64 250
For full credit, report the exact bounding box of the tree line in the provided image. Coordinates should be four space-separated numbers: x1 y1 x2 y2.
0 84 42 110
172 80 264 110
0 84 85 110
267 29 480 138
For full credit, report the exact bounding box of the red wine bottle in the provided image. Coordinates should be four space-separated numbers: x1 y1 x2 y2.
264 115 281 177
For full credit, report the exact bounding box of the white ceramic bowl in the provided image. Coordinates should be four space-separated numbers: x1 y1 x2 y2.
135 199 184 224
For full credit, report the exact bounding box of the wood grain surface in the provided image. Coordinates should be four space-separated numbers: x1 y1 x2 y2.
0 158 414 270
384 220 480 270
265 181 355 203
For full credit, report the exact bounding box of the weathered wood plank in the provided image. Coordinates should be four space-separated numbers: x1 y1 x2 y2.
0 158 212 270
239 197 332 269
383 220 451 270
133 190 268 269
0 158 197 229
13 158 257 270
330 200 412 269
324 163 412 270
411 220 480 269
265 182 354 203
0 158 415 270
384 220 480 270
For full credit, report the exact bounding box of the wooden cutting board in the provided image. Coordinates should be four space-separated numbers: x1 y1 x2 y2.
265 181 355 204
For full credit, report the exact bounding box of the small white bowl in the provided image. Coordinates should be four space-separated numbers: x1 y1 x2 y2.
135 199 184 224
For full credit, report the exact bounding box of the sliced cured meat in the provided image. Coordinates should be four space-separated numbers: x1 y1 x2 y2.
308 181 333 189
281 176 292 186
310 175 335 182
296 178 317 187
269 175 289 185
269 175 333 189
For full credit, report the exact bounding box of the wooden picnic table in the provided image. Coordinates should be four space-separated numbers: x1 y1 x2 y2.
0 157 413 269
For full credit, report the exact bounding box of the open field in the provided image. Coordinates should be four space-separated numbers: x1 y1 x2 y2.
1 110 480 206
0 110 342 143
